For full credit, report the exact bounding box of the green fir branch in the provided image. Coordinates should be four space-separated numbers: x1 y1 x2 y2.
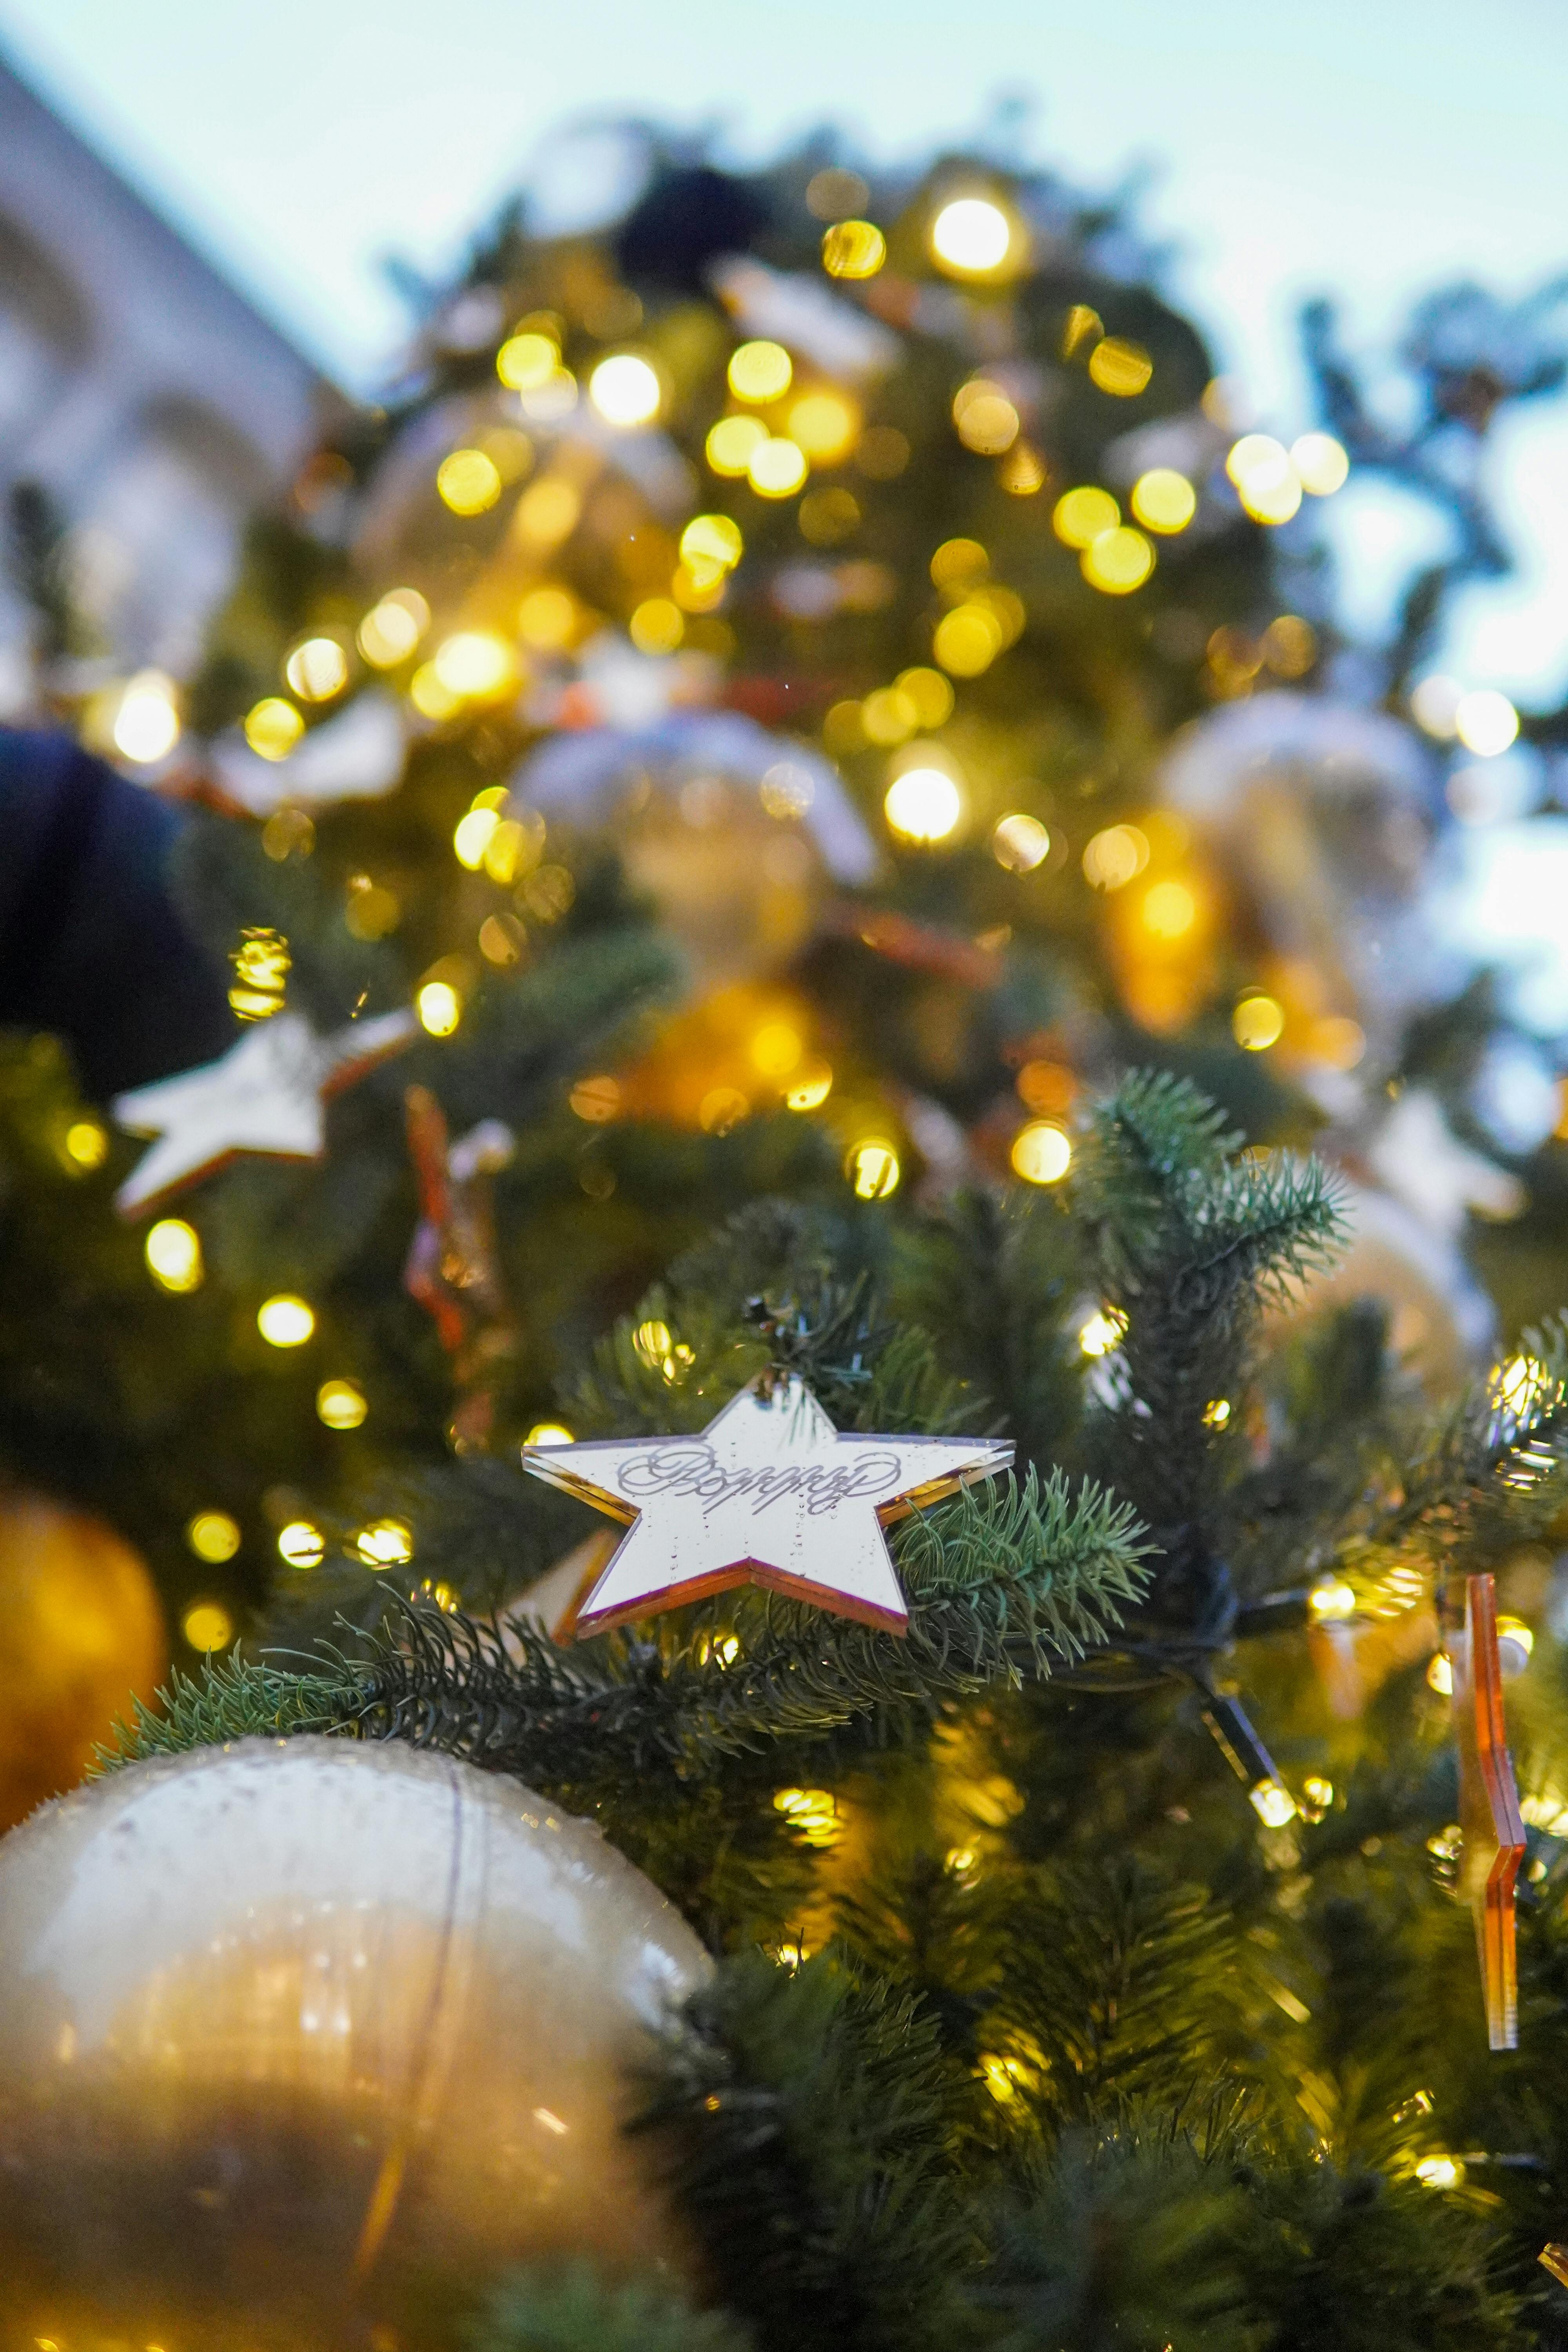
95 1651 365 1770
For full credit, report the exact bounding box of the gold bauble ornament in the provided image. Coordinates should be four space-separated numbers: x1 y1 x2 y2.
0 1736 710 2345
0 1487 166 1832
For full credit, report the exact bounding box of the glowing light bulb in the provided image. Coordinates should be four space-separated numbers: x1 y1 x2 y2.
317 1378 368 1430
1140 880 1197 939
1087 338 1152 396
785 1061 833 1111
1454 688 1519 757
278 1520 325 1569
432 631 516 699
243 698 304 761
1290 432 1349 495
1426 1652 1454 1695
1053 486 1120 548
1078 1308 1127 1357
630 597 684 653
63 1119 108 1170
356 1517 413 1568
1416 2157 1463 2190
357 588 429 667
182 1601 234 1653
1249 1780 1298 1829
1081 526 1154 593
1227 435 1301 524
788 390 859 463
930 197 1011 275
884 767 963 844
453 806 500 867
932 603 1004 677
747 437 808 497
847 1140 901 1199
284 636 349 702
187 1511 240 1563
1233 994 1285 1051
112 670 180 764
257 1293 315 1348
706 414 769 476
589 352 662 426
1010 1122 1072 1185
1082 825 1149 891
497 330 559 390
1309 1581 1357 1619
992 813 1051 872
681 513 744 570
416 980 461 1036
728 340 793 403
821 219 886 278
145 1218 202 1293
1130 468 1196 534
524 1422 574 1448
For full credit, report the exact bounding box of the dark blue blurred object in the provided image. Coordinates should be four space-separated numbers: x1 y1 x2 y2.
0 729 233 1098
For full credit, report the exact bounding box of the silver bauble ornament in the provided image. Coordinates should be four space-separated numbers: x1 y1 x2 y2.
0 1735 710 2345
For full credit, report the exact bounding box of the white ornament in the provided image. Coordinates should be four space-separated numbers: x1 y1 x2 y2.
210 690 408 817
522 1374 1011 1636
111 1008 417 1217
708 256 899 383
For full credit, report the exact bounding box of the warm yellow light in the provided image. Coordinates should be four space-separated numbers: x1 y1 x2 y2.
517 586 576 650
570 1074 621 1123
1249 1779 1298 1829
1082 526 1154 593
930 537 989 589
1227 435 1302 523
1495 1352 1548 1416
1291 432 1349 495
1233 994 1285 1051
453 806 500 867
706 413 769 476
1498 1615 1535 1663
433 631 516 699
747 437 808 497
847 1140 901 1200
629 596 684 654
932 603 1004 677
1262 614 1318 678
992 813 1051 873
437 448 502 515
751 1021 804 1079
788 390 858 463
953 381 1020 454
682 513 744 571
497 328 559 390
145 1218 203 1293
1082 824 1149 891
1088 338 1152 396
822 218 886 278
895 667 953 728
410 664 463 721
772 1786 841 1847
357 588 429 667
1053 486 1120 548
1203 1398 1232 1428
1011 1121 1072 1185
257 1292 315 1348
182 1600 234 1654
1141 880 1197 939
885 766 963 843
1309 1581 1357 1620
729 339 793 403
284 636 349 702
930 196 1012 275
1416 2157 1463 2190
589 352 662 427
1454 688 1519 757
785 1060 833 1111
112 670 181 764
356 1517 413 1569
278 1519 325 1570
187 1510 240 1563
524 1421 574 1448
1426 1651 1454 1695
1410 674 1463 739
1131 468 1196 533
317 1377 368 1430
633 1318 674 1368
698 1085 750 1135
417 980 461 1036
862 686 917 746
1078 1307 1127 1357
243 697 304 761
64 1118 108 1170
1300 1776 1334 1821
514 475 581 548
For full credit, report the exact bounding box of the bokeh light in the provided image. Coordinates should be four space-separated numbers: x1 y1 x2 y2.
847 1140 901 1199
1227 435 1301 523
1141 880 1197 938
357 1518 414 1568
1454 687 1519 756
821 220 886 279
1233 994 1285 1050
788 390 858 462
417 980 462 1036
885 767 963 843
63 1118 107 1170
257 1293 315 1347
1081 526 1154 593
1130 469 1196 534
243 697 303 761
933 603 1004 676
1053 486 1120 548
1082 824 1149 890
112 670 181 764
317 1377 368 1430
182 1601 234 1653
953 379 1020 454
1290 432 1350 495
992 813 1051 872
357 587 429 667
630 597 684 653
145 1218 202 1293
433 631 516 699
1010 1122 1072 1185
525 1421 574 1448
284 636 349 702
747 437 808 497
785 1061 833 1110
1087 338 1152 396
186 1510 240 1563
706 414 769 476
496 329 559 390
437 448 502 515
728 340 793 403
930 197 1011 275
278 1520 325 1569
588 352 662 426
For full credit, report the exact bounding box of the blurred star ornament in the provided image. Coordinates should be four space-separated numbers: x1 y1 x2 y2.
521 1372 1011 1635
1449 1571 1527 2049
0 1736 708 2332
0 1487 166 1832
403 1084 517 1448
112 1007 418 1216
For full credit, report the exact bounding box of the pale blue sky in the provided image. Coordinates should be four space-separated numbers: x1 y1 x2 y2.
3 0 1568 698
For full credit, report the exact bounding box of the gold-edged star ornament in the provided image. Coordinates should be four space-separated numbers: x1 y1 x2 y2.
520 1373 1012 1637
111 1008 418 1218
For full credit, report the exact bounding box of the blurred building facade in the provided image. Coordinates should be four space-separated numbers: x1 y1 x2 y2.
0 47 338 706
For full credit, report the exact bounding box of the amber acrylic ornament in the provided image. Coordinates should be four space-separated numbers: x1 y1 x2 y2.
0 1486 165 1832
1450 1572 1527 2049
0 1735 710 2346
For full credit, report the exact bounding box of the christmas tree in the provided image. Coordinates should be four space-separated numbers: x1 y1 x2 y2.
3 123 1568 2347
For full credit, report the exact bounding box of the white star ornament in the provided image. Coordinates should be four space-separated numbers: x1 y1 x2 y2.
520 1374 1012 1637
